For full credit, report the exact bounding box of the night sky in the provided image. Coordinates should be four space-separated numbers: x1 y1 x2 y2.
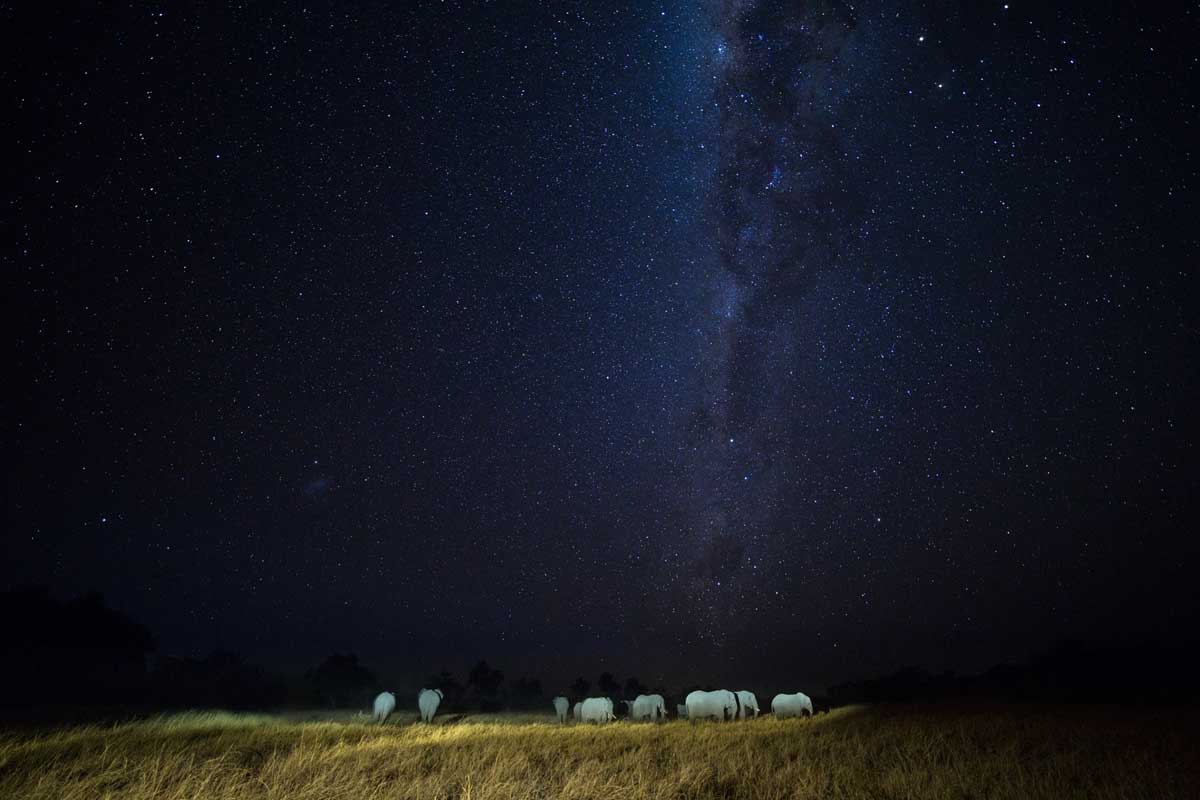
8 1 1199 689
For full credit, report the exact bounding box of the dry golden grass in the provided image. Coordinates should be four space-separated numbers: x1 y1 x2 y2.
1 704 1195 799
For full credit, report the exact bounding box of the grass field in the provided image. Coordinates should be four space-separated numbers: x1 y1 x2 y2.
1 704 1195 799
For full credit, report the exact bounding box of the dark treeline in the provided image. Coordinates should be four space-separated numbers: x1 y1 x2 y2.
3 588 1196 714
829 639 1200 706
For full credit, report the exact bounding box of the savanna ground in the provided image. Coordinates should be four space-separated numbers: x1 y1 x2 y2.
0 704 1195 799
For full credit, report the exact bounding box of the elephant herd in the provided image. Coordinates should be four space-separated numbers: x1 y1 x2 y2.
372 687 443 723
557 689 813 724
371 686 813 725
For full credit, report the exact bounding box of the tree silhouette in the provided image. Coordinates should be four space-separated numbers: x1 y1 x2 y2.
467 660 504 710
467 660 504 695
310 653 376 708
511 676 543 707
598 672 620 698
570 677 590 698
1 587 156 706
623 676 646 698
152 650 285 709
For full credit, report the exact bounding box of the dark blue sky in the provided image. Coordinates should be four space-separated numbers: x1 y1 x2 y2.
8 1 1198 689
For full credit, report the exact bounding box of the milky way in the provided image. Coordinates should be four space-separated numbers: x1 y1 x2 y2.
681 2 861 629
9 1 1197 688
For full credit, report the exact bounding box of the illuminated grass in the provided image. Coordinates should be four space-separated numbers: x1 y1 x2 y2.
0 705 1195 799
